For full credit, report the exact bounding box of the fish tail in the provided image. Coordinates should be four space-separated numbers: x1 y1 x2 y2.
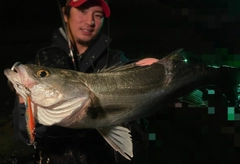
216 65 240 111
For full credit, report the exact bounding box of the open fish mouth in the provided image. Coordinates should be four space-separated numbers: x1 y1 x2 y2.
5 62 31 99
7 62 21 91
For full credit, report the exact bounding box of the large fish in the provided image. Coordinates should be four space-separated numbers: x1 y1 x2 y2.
4 49 240 160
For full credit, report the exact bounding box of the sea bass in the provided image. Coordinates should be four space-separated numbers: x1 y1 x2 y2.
4 49 240 160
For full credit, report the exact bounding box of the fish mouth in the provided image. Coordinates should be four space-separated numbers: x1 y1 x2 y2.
11 62 22 71
4 62 33 99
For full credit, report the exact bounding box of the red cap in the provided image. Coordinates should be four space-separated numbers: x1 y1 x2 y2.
66 0 110 18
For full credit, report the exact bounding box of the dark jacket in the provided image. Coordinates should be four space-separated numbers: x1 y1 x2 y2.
36 29 129 72
12 28 148 164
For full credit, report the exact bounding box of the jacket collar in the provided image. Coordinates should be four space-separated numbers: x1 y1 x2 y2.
78 33 112 72
56 28 112 72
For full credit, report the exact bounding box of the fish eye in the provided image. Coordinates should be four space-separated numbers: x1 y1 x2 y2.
37 70 49 78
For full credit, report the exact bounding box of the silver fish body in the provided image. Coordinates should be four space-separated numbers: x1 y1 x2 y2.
5 59 172 128
4 49 240 160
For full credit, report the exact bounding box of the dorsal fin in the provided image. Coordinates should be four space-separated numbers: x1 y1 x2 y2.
164 48 205 65
97 62 144 73
164 48 184 60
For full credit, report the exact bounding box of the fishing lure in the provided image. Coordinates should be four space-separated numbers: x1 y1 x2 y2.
25 95 36 148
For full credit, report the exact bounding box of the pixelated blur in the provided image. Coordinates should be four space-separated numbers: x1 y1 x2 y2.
208 107 215 114
149 133 156 141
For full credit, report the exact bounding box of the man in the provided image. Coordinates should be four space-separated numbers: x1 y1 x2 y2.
13 0 157 163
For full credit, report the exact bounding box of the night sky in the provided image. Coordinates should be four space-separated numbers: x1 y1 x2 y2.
1 0 240 163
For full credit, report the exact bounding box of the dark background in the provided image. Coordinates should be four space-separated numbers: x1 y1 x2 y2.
1 0 240 163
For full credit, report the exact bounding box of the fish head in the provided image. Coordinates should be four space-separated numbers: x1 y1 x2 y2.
4 63 91 108
4 63 64 107
4 63 91 126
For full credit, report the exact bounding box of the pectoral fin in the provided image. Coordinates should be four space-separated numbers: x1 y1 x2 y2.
97 126 133 160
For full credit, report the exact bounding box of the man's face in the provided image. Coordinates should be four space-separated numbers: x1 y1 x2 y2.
64 1 104 45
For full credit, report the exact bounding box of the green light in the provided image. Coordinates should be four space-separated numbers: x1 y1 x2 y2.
208 107 215 114
228 107 235 121
235 114 240 121
228 107 235 114
228 114 234 121
208 90 215 94
149 133 156 141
